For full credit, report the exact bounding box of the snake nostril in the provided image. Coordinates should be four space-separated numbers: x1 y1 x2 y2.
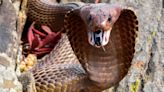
94 30 101 34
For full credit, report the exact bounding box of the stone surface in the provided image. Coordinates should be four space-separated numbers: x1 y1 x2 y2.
0 0 22 92
102 0 164 92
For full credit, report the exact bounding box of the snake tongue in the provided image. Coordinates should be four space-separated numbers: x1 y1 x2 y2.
88 30 111 47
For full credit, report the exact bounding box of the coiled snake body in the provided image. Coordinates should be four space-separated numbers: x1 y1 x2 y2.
23 0 138 92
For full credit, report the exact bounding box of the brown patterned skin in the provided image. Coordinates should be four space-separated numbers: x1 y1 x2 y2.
25 0 138 92
26 0 82 32
64 5 138 89
31 34 101 92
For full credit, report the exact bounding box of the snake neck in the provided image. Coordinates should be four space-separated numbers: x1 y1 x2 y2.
67 24 124 89
66 13 136 89
63 4 137 90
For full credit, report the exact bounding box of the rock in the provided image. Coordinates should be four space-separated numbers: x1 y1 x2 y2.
0 0 22 92
102 0 164 92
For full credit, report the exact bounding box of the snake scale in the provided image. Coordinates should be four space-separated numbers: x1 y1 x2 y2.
23 0 138 92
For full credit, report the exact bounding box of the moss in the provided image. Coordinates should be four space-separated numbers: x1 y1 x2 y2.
147 30 157 44
151 30 157 38
130 79 141 92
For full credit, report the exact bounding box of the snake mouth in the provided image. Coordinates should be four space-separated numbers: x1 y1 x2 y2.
88 29 111 48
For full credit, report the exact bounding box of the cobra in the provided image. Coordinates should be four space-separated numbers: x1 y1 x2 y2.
21 0 139 92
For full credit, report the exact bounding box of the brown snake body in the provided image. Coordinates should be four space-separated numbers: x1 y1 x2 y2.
24 0 139 92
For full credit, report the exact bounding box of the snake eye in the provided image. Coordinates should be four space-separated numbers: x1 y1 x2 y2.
108 15 112 22
88 15 92 22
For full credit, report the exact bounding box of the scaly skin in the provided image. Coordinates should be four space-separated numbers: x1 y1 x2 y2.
26 0 82 32
22 0 139 92
64 5 138 89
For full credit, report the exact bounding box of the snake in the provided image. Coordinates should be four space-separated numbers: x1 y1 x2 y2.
22 0 139 92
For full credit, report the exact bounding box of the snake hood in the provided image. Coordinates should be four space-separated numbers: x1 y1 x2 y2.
65 3 138 89
80 4 121 47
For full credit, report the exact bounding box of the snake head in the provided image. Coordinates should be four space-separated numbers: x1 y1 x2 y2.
80 4 121 48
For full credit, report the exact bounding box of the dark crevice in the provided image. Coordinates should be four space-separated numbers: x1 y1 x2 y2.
146 36 157 80
146 52 155 76
140 78 145 92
